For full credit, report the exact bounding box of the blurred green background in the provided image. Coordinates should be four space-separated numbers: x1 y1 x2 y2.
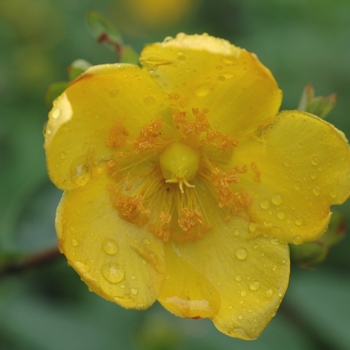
1 0 350 349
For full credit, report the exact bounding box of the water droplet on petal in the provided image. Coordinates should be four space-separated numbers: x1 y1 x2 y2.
130 288 138 295
101 263 124 283
266 289 273 297
277 211 286 220
177 54 186 62
292 235 302 245
235 247 248 260
260 200 270 210
284 159 290 167
313 186 320 196
240 291 247 297
271 194 283 205
235 274 242 282
294 181 301 190
238 314 244 320
195 83 210 97
249 281 260 291
102 238 119 255
71 238 78 247
330 190 337 199
311 156 319 165
143 96 156 108
60 152 66 159
52 108 61 119
295 218 303 226
270 237 280 246
311 172 317 180
233 228 240 236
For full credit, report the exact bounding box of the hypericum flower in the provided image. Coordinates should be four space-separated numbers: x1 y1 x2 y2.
44 33 350 340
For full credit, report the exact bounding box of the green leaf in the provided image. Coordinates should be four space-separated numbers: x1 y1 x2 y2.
45 81 69 108
297 84 337 119
120 45 139 65
67 59 92 81
86 11 124 55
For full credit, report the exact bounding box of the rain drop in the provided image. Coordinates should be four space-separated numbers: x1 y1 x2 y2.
235 247 248 260
310 172 317 180
295 218 303 226
271 194 283 205
330 190 337 199
240 291 247 297
143 96 156 108
60 152 66 159
266 289 273 298
235 274 242 282
71 238 78 247
277 211 286 220
311 156 319 166
233 228 240 236
249 281 260 291
130 288 138 295
238 314 244 320
270 238 280 246
260 200 270 210
313 186 320 196
52 108 61 119
294 181 301 190
101 263 124 283
195 83 210 97
102 238 119 255
292 235 302 245
284 159 290 167
109 89 119 98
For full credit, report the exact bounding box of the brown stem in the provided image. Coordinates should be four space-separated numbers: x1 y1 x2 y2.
0 246 62 279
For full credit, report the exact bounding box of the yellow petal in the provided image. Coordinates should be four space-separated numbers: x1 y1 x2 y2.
234 110 350 244
158 216 290 340
140 33 282 139
44 64 168 190
56 170 165 309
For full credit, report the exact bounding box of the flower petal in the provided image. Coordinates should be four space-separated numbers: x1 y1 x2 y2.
56 170 165 309
233 110 350 243
140 33 282 139
157 216 290 340
44 64 169 190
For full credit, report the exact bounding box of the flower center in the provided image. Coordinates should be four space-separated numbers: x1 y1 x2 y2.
159 142 200 193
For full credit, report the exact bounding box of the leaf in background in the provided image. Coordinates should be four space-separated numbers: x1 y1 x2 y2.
45 81 69 108
297 84 337 119
86 10 124 57
120 45 139 65
67 59 92 81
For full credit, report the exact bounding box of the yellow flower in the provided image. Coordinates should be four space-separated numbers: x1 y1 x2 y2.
44 33 350 340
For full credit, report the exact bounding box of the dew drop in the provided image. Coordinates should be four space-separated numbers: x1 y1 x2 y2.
240 291 247 297
249 281 260 291
284 159 290 167
310 172 317 180
271 194 283 205
71 238 78 247
270 237 280 246
177 54 186 62
294 181 301 190
60 152 66 159
143 96 156 107
233 228 240 236
228 305 233 310
295 218 303 226
266 289 273 298
260 200 270 210
71 163 91 187
313 186 320 196
277 211 286 220
311 156 319 166
235 274 242 282
238 314 244 320
131 275 136 280
330 190 337 199
109 89 119 98
292 235 302 245
249 223 258 233
195 83 210 97
102 238 119 255
52 108 61 119
101 263 124 283
217 75 226 82
235 247 248 260
130 288 138 295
